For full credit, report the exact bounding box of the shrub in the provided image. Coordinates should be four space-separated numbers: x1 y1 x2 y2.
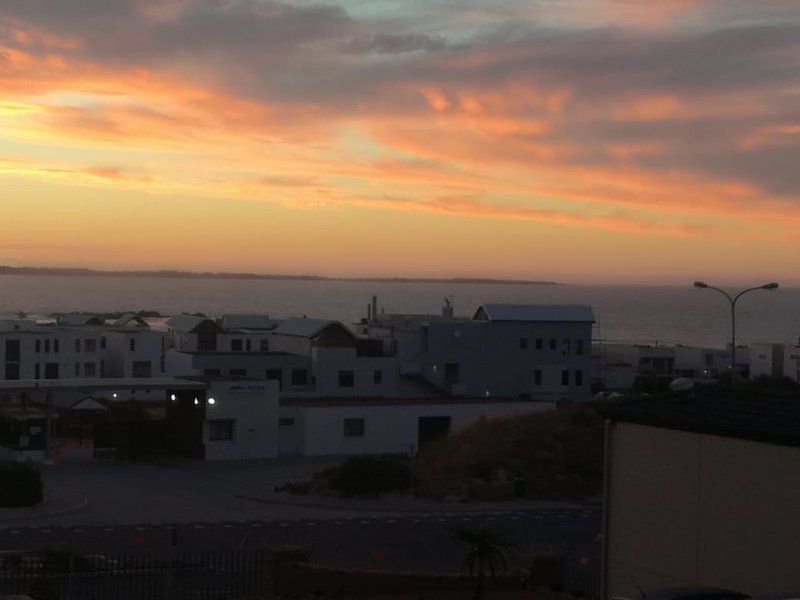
329 455 411 497
0 461 44 507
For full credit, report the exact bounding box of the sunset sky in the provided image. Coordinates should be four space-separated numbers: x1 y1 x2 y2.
0 0 798 283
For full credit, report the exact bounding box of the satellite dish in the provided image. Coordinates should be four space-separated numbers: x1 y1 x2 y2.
669 377 695 392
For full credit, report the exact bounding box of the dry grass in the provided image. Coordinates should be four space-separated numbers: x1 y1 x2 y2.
412 407 604 502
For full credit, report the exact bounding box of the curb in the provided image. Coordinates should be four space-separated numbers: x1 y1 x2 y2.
0 494 89 524
234 492 587 515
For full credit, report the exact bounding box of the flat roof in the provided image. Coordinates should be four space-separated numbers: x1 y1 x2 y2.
604 388 800 448
281 396 548 408
0 377 207 391
475 304 595 322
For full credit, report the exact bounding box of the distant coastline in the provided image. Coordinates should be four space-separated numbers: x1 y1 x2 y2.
0 266 558 286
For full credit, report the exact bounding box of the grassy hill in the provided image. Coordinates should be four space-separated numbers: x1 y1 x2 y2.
412 407 604 502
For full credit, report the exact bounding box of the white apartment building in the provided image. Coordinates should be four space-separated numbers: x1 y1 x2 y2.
750 341 800 382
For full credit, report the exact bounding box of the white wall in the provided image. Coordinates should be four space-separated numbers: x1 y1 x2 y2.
299 400 554 456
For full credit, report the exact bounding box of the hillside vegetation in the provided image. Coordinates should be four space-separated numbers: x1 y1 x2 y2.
412 407 604 502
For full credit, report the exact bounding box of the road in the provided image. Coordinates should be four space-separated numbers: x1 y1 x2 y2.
0 508 601 577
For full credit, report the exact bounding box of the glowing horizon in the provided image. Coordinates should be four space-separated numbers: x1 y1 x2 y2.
1 0 799 284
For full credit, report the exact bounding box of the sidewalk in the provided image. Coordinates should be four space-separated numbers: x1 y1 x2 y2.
235 490 588 514
0 492 87 523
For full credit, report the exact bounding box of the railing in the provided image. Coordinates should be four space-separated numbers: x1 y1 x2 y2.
0 549 273 600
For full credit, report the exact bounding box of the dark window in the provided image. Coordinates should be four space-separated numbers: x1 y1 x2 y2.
246 339 252 352
35 339 41 353
338 370 355 388
84 362 96 376
85 339 96 353
231 339 243 352
208 419 235 441
575 370 584 386
35 364 40 379
343 418 365 438
291 369 308 386
129 338 136 352
5 340 20 362
704 352 714 367
373 370 382 384
5 363 19 380
279 418 295 427
132 361 152 378
561 370 570 386
535 338 543 350
575 339 584 355
75 339 81 353
44 363 59 379
100 337 106 349
266 369 283 390
203 368 221 376
74 362 80 376
519 393 531 400
519 338 528 350
534 369 542 386
229 368 246 377
53 339 59 353
444 362 460 385
260 339 269 352
44 339 50 353
549 339 557 350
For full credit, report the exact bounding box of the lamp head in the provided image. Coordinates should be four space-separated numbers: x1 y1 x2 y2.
762 283 779 290
693 281 709 289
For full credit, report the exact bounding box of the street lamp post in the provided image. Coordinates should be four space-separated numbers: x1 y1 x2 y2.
693 281 779 372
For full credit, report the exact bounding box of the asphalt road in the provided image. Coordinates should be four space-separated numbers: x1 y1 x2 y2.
0 508 601 577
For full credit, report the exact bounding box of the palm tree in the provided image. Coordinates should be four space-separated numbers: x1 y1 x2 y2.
452 527 509 600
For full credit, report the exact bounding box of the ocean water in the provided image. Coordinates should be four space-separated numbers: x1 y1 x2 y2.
0 274 797 347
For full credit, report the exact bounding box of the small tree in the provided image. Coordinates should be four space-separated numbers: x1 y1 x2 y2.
453 527 509 600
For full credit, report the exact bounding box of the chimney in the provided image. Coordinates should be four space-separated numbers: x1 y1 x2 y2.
371 295 378 322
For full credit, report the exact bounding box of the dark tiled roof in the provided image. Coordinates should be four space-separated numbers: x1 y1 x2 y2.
604 388 800 447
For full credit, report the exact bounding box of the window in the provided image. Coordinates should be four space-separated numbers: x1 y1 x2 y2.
203 368 221 376
291 369 308 386
208 419 235 441
85 339 96 353
44 363 59 379
260 339 269 352
5 363 19 380
561 370 570 386
35 339 41 353
575 370 584 386
444 362 460 385
129 337 136 352
279 418 295 427
266 369 283 390
75 339 81 353
44 339 50 353
74 362 80 376
132 361 152 378
53 339 59 353
519 393 531 400
373 370 382 384
230 368 246 377
575 339 584 355
243 339 250 352
562 339 571 355
535 338 543 350
549 339 557 350
231 339 243 352
338 370 355 388
100 337 106 349
84 362 96 376
343 417 365 438
34 364 40 379
519 338 528 350
534 369 542 386
704 352 714 367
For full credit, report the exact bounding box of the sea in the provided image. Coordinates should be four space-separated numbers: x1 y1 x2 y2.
0 274 797 348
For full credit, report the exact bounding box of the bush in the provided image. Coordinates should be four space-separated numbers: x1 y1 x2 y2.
329 455 411 497
0 461 44 507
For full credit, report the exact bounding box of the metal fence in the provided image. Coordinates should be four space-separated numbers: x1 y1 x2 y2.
0 549 274 600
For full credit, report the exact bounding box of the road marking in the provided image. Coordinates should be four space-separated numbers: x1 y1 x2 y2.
224 524 233 529
412 518 421 523
387 519 396 524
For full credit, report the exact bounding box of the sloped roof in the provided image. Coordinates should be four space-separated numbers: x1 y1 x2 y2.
274 318 354 338
166 314 219 333
112 312 149 328
220 314 276 331
474 304 595 323
57 314 103 326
